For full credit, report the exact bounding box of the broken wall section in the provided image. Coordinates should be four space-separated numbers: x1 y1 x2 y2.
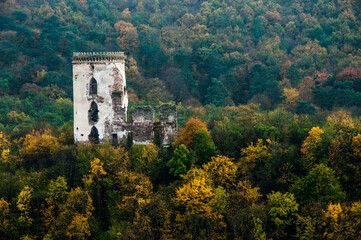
126 104 177 146
158 104 177 146
131 106 155 145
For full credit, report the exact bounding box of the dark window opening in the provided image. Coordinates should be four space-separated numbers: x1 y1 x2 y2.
126 132 133 150
89 126 99 143
153 127 162 147
88 101 99 122
112 133 118 145
89 78 97 95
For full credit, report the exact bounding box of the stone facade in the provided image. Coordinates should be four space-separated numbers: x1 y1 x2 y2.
72 52 177 146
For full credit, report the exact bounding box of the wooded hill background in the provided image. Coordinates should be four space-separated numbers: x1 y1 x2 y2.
1 0 361 239
1 0 361 128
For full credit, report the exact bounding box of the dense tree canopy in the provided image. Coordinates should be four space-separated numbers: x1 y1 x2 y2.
1 0 361 238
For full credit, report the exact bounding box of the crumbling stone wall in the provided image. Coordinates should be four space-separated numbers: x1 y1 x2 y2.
158 104 177 146
131 106 155 145
126 105 177 146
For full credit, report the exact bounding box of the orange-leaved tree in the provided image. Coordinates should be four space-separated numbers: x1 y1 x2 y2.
114 20 139 54
174 117 208 149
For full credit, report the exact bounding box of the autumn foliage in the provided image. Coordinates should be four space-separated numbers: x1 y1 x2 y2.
174 117 208 149
1 0 361 238
114 20 139 54
336 67 361 82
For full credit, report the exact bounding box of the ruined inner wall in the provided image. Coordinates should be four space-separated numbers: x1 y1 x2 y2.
73 52 128 143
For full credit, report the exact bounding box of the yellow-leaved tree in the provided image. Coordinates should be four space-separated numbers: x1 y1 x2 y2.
64 187 94 239
300 127 324 169
131 143 161 175
96 144 131 173
21 129 59 169
115 170 154 238
42 177 94 239
0 131 21 165
203 155 238 190
352 134 361 157
227 178 264 239
283 88 300 111
17 186 33 228
320 202 361 239
0 198 13 234
173 168 227 239
83 158 107 187
241 139 271 169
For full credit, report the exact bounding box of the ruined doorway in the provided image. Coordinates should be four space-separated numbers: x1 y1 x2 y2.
88 101 99 122
89 77 97 95
89 126 99 143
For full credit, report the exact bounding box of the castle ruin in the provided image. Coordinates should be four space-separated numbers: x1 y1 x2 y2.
72 52 177 146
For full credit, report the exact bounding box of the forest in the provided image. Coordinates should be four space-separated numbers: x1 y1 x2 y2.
1 0 361 239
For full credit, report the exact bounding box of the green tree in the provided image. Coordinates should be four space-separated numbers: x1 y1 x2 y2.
131 143 161 175
204 78 231 106
211 117 242 158
294 101 317 115
11 10 28 22
167 144 190 177
286 64 302 88
290 164 345 205
193 129 216 165
252 17 266 40
267 191 299 240
248 64 283 104
0 41 20 63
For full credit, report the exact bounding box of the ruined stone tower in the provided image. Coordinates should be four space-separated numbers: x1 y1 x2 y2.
73 52 177 146
73 52 128 144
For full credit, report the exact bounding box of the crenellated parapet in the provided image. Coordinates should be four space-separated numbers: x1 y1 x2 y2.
72 52 125 63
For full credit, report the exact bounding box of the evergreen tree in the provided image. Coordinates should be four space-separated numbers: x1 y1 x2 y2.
252 17 266 40
286 64 302 88
295 101 317 115
193 129 216 165
204 78 231 106
248 64 283 104
167 144 190 177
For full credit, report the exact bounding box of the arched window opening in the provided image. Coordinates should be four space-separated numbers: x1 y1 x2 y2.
89 126 99 143
89 78 97 95
88 101 99 122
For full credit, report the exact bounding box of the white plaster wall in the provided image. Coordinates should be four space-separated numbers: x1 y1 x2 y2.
73 61 126 143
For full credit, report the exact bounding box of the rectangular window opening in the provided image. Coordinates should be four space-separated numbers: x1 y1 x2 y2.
112 133 118 145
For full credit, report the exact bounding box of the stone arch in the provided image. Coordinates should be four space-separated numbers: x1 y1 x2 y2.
89 77 97 95
88 101 99 122
88 126 99 143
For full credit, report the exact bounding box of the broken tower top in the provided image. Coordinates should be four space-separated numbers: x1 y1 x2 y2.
72 52 125 63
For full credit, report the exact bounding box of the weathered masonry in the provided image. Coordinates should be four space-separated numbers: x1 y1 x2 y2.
72 52 177 146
